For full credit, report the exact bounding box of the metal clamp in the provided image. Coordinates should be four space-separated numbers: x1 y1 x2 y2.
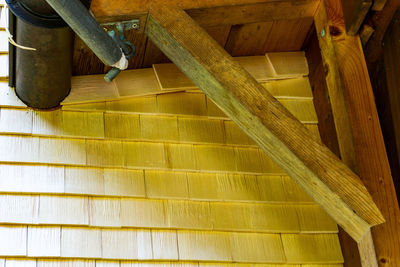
102 20 140 82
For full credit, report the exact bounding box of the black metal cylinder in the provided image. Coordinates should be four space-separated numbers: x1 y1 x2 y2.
15 18 73 109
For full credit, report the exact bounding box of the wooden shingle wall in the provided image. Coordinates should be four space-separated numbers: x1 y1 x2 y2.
0 48 343 266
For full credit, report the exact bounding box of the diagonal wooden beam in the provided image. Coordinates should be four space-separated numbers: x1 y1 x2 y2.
145 3 384 242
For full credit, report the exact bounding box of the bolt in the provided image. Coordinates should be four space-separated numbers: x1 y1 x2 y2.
132 23 139 29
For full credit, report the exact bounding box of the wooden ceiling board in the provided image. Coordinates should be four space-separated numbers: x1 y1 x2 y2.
70 1 318 75
142 40 171 68
90 0 318 17
263 17 314 52
73 35 104 76
143 25 231 67
187 1 317 28
225 22 273 56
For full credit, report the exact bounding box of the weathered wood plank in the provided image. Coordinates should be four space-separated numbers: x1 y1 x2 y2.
90 0 319 24
306 29 362 267
340 0 372 35
364 1 400 71
262 18 314 52
383 9 400 199
372 0 388 11
314 0 358 182
145 3 383 242
187 1 318 27
63 55 309 105
315 0 400 265
142 25 230 68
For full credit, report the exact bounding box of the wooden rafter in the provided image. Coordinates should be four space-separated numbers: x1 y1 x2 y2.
144 3 384 242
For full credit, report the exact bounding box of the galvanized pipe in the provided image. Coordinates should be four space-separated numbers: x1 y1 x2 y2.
44 0 128 69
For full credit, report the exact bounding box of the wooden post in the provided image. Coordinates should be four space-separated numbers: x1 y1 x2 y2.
145 3 384 242
315 0 400 265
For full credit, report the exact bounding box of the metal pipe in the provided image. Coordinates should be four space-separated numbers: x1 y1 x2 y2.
44 0 128 69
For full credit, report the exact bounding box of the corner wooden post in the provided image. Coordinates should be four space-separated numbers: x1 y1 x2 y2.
315 0 400 265
145 3 384 242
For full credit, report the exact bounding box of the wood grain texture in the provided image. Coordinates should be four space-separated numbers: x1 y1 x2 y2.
0 108 32 134
38 195 89 225
101 229 148 259
37 259 95 267
39 138 86 165
340 0 372 35
145 3 383 241
151 230 179 259
89 197 121 227
65 167 105 195
145 170 189 199
0 164 64 194
5 259 36 267
316 0 400 265
371 15 400 202
61 227 102 258
0 194 38 224
64 54 309 105
142 25 230 67
358 230 379 267
27 226 61 257
0 83 26 107
230 233 286 262
142 39 171 68
0 168 296 203
266 52 309 78
364 0 400 71
263 18 314 52
73 35 104 76
114 69 161 97
313 3 358 172
186 1 319 27
0 136 39 163
305 29 362 267
62 83 313 117
177 231 232 261
0 226 27 256
90 0 319 23
282 234 343 263
0 193 339 233
382 10 400 200
372 0 388 11
225 22 273 56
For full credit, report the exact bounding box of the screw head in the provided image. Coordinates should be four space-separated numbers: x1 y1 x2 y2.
320 29 326 37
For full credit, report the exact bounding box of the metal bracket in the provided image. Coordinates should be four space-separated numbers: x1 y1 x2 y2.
101 19 139 82
101 19 140 31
